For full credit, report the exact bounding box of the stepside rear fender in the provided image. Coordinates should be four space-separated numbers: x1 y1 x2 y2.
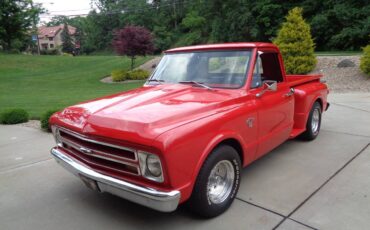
292 82 328 131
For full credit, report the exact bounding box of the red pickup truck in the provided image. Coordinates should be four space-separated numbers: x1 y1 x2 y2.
50 42 329 217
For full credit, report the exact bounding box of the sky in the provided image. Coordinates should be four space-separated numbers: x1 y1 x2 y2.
35 0 97 24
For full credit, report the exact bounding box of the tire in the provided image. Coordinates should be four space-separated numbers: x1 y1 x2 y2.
299 101 322 141
187 145 241 218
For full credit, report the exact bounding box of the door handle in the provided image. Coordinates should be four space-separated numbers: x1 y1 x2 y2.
284 88 295 97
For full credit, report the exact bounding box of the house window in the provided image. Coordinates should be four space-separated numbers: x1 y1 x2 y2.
50 44 54 49
49 37 53 41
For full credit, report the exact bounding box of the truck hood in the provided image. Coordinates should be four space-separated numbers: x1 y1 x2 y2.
53 84 243 145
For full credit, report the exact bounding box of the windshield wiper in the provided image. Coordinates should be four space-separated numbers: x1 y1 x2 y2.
147 79 165 84
178 81 213 90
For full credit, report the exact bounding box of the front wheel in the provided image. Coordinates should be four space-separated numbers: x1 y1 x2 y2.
187 145 241 218
299 101 322 140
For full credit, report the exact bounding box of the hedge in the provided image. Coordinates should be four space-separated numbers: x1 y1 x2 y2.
0 109 29 124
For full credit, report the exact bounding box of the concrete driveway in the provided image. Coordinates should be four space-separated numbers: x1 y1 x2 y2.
1 93 369 230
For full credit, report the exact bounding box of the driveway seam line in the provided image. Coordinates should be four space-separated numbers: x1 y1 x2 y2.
331 102 370 113
287 217 318 230
321 129 370 138
235 197 285 218
235 198 318 229
272 143 370 230
0 158 53 173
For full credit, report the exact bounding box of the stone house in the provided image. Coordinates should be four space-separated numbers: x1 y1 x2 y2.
37 24 76 50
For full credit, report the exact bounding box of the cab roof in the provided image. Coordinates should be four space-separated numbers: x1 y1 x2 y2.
165 42 278 53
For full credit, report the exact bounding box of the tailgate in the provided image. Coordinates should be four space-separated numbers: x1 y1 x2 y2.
286 74 323 87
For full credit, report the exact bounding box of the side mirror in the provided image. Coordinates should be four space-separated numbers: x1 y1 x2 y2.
256 80 277 98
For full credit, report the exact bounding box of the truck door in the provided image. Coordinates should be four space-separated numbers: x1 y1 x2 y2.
250 51 294 159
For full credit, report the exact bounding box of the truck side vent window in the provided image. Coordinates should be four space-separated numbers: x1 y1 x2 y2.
251 56 263 88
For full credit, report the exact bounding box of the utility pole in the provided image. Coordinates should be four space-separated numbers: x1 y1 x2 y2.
172 0 177 29
30 1 40 55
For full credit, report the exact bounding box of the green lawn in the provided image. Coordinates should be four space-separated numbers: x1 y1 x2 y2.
0 54 152 119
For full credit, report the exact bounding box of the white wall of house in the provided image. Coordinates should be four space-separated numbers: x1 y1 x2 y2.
38 30 74 51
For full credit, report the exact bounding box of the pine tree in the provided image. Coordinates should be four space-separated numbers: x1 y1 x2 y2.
61 23 74 54
74 27 83 55
273 7 317 74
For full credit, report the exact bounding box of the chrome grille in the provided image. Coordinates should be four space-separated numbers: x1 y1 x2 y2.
58 128 140 176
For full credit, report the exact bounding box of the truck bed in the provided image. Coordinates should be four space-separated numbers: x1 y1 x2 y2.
286 74 323 87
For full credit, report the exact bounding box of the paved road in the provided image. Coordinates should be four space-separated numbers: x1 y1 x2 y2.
1 93 369 230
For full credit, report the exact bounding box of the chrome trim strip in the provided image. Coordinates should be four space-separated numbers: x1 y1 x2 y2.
58 127 138 162
65 146 141 177
61 136 140 170
51 148 180 212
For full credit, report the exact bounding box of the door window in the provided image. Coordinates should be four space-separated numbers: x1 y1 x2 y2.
250 52 283 89
259 52 284 83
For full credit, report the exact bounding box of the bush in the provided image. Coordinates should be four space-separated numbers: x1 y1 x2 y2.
40 49 60 55
111 69 149 82
273 7 317 74
0 109 29 124
111 69 127 82
360 45 370 76
62 52 73 57
41 109 59 131
126 69 150 80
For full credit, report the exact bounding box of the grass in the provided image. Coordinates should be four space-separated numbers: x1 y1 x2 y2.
0 54 152 119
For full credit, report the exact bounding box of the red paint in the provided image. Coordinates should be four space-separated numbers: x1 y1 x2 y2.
50 43 328 203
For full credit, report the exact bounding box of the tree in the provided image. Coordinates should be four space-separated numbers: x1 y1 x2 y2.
273 7 317 74
113 26 154 70
61 23 74 54
73 27 83 55
0 0 43 51
177 11 206 46
46 16 69 26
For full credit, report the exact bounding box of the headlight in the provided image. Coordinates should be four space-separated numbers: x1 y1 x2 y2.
51 126 63 147
138 151 163 182
146 155 162 177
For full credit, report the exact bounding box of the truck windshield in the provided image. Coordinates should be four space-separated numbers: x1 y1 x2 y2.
148 50 251 89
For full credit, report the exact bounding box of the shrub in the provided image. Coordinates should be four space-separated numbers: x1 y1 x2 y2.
0 109 29 124
111 69 149 82
62 52 73 57
111 69 127 82
41 109 59 131
273 7 317 74
126 69 150 80
40 49 59 55
360 44 370 76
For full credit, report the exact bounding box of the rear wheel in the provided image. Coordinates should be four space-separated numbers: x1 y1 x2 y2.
187 145 241 218
300 101 322 140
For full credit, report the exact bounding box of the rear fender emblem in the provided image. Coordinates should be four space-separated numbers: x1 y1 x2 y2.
246 118 255 128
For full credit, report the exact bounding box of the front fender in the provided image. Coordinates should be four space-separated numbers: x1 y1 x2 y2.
152 105 257 203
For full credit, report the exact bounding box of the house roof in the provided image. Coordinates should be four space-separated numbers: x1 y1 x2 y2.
38 24 76 38
165 42 278 53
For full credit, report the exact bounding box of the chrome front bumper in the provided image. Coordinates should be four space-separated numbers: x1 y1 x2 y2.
51 148 180 212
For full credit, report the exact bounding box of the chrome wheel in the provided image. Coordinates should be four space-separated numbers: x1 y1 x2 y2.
311 108 320 134
207 160 235 204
